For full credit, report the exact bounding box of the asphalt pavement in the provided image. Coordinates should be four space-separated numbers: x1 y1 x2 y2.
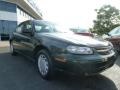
0 44 120 90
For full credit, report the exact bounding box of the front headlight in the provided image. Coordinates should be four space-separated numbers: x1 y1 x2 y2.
67 45 93 54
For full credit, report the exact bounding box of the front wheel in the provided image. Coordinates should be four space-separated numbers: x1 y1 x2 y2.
37 50 54 80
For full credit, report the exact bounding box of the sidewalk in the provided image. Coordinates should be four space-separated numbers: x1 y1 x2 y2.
0 41 9 48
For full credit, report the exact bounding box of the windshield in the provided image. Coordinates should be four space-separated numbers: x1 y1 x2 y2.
34 21 73 33
109 26 120 36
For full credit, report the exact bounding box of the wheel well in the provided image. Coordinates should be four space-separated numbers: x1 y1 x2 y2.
9 40 12 44
9 39 11 43
33 45 50 57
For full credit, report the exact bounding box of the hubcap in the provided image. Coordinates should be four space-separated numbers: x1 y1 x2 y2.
10 43 13 53
38 54 49 76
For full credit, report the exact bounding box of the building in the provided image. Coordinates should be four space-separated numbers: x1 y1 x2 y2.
0 0 42 40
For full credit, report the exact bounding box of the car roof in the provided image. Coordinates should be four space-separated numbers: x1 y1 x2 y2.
18 20 51 26
32 20 55 26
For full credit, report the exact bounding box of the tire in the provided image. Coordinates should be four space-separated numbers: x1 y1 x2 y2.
10 42 17 55
37 49 54 80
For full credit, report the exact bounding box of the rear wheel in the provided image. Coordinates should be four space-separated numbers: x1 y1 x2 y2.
10 42 17 55
37 50 54 80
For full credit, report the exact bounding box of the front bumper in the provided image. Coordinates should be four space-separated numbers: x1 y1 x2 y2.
66 55 116 75
54 51 117 75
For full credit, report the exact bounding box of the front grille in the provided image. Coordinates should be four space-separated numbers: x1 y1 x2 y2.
98 51 111 55
95 46 112 55
82 56 115 73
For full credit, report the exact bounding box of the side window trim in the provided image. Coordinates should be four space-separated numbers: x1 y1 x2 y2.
16 21 33 34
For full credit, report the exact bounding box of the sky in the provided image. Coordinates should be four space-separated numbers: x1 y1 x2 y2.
37 0 120 29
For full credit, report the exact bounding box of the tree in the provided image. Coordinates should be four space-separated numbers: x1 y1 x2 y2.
92 5 120 35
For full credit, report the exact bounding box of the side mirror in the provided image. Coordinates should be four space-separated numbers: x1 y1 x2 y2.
104 32 111 36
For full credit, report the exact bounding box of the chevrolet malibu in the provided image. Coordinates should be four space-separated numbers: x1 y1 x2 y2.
10 20 117 80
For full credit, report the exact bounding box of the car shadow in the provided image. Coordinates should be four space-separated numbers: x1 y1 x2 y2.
0 49 118 90
51 71 118 90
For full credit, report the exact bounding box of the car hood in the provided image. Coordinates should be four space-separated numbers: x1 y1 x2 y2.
39 33 109 47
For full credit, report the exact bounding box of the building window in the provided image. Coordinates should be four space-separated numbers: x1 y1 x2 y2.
0 1 16 13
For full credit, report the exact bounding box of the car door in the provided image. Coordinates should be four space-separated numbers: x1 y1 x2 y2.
13 23 24 52
20 21 35 56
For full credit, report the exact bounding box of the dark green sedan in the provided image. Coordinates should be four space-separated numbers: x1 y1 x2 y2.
10 20 117 80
